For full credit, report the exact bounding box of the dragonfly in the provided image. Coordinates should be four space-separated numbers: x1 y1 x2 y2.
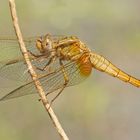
0 34 139 102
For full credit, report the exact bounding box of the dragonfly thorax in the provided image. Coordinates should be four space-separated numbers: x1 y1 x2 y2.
57 38 90 61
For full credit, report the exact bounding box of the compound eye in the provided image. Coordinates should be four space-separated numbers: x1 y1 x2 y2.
36 38 44 53
37 38 42 43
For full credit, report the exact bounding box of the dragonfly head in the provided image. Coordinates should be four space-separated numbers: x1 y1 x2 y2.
36 34 53 54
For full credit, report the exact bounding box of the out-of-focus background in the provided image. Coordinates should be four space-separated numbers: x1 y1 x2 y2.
0 0 140 140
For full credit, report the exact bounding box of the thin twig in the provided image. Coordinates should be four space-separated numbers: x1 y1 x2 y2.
8 0 69 139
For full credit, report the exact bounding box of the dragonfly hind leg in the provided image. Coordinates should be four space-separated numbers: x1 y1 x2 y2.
45 60 69 106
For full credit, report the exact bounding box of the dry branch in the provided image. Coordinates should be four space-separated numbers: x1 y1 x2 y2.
8 0 69 139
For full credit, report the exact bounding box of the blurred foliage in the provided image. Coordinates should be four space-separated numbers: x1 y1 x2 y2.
0 0 140 140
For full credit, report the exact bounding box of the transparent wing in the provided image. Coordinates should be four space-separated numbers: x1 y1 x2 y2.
0 60 89 101
0 52 62 82
0 35 89 101
0 37 38 64
0 37 41 82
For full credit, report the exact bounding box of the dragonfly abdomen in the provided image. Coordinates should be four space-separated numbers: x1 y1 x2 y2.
90 53 140 87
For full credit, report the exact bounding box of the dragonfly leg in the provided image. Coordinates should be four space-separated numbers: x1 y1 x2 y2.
49 60 69 105
35 56 55 72
27 50 44 58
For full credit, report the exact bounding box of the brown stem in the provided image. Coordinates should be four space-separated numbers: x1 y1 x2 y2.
8 0 69 139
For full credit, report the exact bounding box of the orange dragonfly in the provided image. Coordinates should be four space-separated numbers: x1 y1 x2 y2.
0 34 139 102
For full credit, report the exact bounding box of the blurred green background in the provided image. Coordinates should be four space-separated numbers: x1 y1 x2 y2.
0 0 140 140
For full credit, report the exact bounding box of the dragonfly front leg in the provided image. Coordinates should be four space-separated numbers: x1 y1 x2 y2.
27 50 44 59
35 56 55 71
